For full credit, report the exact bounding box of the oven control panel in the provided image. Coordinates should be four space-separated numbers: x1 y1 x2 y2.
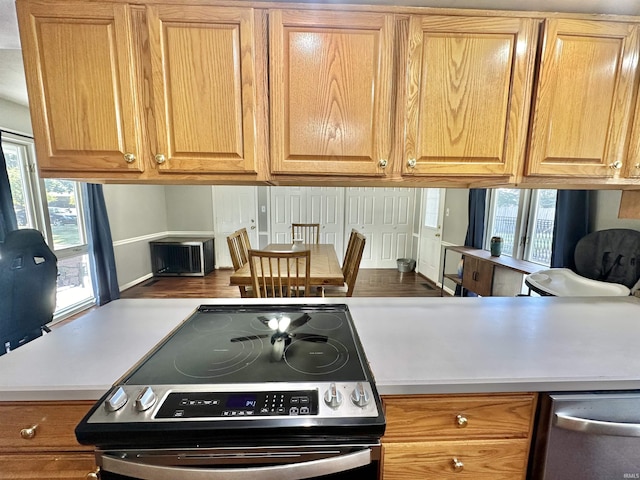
156 390 318 419
87 382 380 423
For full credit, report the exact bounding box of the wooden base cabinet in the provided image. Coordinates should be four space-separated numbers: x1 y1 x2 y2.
381 393 537 480
0 401 97 479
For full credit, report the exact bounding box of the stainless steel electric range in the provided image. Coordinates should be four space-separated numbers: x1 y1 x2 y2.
75 304 385 479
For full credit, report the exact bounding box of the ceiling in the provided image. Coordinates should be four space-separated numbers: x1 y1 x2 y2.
1 0 640 108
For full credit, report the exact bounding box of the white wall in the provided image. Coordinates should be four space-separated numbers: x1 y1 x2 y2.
591 190 640 232
103 185 169 289
0 98 32 134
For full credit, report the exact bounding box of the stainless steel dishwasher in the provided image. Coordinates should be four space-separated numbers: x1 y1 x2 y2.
530 392 640 479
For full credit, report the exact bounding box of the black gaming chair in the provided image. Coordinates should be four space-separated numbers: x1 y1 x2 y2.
0 229 57 355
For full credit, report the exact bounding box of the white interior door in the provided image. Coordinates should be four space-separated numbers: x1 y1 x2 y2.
418 188 445 283
213 186 258 268
270 187 306 243
270 187 345 254
345 187 415 268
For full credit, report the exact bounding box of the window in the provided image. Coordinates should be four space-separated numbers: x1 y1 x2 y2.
3 133 94 320
485 188 557 266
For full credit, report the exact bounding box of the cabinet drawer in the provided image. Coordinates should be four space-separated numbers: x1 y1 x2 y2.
0 402 94 452
382 393 536 441
0 452 96 479
383 439 530 480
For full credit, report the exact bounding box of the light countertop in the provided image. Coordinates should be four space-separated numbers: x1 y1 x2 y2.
1 296 639 401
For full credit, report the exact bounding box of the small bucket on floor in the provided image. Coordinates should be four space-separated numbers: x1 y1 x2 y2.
396 258 416 273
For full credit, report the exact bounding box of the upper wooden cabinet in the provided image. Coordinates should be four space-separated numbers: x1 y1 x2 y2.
17 0 268 182
402 16 538 178
146 5 266 176
525 19 640 179
269 10 395 177
17 1 144 174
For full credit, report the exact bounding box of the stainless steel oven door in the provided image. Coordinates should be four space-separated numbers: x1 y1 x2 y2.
97 444 381 480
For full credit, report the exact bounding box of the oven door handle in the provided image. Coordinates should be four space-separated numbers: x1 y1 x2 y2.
555 413 640 437
100 448 372 480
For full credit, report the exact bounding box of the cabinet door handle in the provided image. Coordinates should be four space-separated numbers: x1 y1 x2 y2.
451 457 464 472
20 424 38 439
86 468 100 480
155 154 166 164
123 153 136 163
455 414 468 428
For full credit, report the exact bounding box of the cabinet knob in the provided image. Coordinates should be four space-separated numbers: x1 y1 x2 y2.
378 159 388 168
407 158 417 168
455 414 468 428
123 153 136 164
451 457 464 472
635 163 640 169
20 425 38 439
86 467 100 480
155 154 166 164
609 161 622 170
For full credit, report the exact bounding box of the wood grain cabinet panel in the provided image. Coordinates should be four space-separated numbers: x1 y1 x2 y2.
402 16 537 178
461 256 493 297
383 394 536 442
147 5 266 176
0 453 97 479
269 10 395 177
382 393 536 480
17 1 143 175
0 401 96 479
383 439 531 480
526 19 640 178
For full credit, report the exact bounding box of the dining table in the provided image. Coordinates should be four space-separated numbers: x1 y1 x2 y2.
229 243 345 289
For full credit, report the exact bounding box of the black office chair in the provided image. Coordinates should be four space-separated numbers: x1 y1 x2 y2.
0 229 57 355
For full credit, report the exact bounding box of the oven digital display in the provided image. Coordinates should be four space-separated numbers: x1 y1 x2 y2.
226 394 257 409
155 391 319 419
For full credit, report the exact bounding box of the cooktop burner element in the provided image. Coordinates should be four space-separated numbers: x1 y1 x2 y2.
75 304 385 449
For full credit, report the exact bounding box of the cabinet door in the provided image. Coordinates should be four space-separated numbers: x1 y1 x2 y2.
462 257 493 296
270 10 395 177
526 19 640 178
403 16 537 177
147 5 265 176
17 1 143 174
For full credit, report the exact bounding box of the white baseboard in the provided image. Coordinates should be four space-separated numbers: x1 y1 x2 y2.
119 273 153 292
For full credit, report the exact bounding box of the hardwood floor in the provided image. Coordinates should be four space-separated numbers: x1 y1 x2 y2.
119 268 444 299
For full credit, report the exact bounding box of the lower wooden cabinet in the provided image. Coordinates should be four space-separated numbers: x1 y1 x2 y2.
381 393 537 480
0 453 97 479
383 439 531 479
0 401 96 479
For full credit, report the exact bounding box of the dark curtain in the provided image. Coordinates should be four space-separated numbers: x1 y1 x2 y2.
83 183 120 306
464 189 487 249
550 190 591 270
456 189 487 296
0 132 18 242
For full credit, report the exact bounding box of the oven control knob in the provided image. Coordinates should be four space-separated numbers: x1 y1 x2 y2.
324 383 343 409
104 386 128 412
134 387 157 412
351 382 370 408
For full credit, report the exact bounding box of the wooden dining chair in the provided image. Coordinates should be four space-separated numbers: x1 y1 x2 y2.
322 231 366 297
248 249 311 298
227 228 252 297
291 223 320 244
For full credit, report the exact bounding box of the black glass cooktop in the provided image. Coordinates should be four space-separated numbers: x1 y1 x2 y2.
122 304 368 385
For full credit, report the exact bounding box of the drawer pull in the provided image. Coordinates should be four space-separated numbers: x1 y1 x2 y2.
451 457 464 472
20 425 38 439
455 414 468 428
86 467 100 480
